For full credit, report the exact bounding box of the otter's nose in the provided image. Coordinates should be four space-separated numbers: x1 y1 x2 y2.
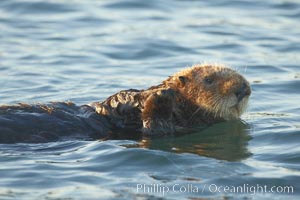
235 82 251 102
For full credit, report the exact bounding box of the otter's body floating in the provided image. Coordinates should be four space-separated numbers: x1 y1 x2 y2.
0 64 251 143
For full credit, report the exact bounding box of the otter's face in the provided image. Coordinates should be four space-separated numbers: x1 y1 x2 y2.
172 66 251 120
194 66 251 120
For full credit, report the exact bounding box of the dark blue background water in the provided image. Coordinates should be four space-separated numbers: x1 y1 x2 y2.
0 0 299 199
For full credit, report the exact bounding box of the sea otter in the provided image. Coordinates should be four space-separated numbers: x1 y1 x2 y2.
0 64 251 143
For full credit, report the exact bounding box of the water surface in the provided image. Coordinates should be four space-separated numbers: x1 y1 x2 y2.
0 0 299 199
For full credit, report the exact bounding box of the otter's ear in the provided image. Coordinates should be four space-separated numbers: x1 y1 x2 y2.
178 76 186 87
164 76 187 88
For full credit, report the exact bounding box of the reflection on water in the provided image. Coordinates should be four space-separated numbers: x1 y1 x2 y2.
132 121 251 161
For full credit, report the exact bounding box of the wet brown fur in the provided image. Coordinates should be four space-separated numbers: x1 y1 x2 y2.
0 64 251 143
90 63 251 136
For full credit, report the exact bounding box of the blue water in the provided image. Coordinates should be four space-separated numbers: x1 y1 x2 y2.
0 0 300 199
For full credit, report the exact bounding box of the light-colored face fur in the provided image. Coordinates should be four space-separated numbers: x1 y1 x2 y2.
167 64 251 120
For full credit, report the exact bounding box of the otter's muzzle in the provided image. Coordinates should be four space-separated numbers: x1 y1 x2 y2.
235 83 251 102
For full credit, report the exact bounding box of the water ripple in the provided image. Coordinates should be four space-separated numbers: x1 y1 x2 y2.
1 0 300 199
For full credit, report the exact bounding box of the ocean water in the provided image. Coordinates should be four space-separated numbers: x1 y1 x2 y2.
0 0 300 199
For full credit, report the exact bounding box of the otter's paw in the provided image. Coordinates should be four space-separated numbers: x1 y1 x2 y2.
141 89 176 135
142 88 175 119
142 119 176 136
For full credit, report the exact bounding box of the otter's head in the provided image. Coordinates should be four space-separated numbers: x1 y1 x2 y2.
166 64 251 120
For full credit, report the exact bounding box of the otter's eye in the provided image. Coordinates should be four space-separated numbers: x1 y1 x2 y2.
204 77 214 84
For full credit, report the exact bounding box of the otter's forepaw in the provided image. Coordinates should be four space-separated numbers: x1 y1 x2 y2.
142 89 175 119
142 119 176 136
141 89 176 135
